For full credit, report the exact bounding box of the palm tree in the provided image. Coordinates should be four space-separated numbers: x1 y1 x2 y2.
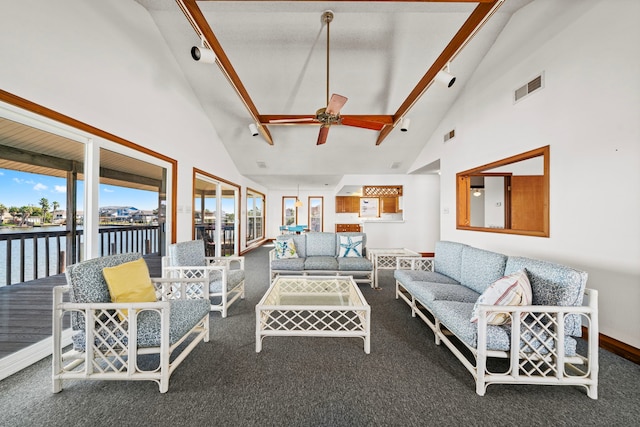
39 198 50 223
0 203 6 225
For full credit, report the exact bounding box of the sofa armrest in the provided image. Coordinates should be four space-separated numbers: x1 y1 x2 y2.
476 288 598 362
206 256 245 270
396 256 434 271
152 277 210 300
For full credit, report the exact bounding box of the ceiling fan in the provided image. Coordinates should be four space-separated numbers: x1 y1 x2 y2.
268 10 387 145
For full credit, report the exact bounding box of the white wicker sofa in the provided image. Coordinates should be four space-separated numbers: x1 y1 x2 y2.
269 232 373 286
394 241 599 398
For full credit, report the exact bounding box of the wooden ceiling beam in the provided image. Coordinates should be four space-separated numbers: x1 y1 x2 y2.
176 0 273 145
376 0 503 145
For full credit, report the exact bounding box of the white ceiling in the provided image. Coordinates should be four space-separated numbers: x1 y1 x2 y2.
136 0 532 190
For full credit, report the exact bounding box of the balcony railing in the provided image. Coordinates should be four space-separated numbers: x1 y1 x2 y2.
0 225 159 287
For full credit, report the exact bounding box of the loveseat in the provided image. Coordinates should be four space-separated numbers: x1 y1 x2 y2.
394 241 599 398
269 232 373 286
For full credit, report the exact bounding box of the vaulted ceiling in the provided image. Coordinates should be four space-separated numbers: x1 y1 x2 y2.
136 0 533 190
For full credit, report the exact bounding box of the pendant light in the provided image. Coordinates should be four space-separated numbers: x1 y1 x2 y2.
295 185 303 207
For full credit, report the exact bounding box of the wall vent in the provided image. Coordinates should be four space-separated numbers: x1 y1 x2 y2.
443 129 455 142
256 161 267 169
390 161 401 169
514 72 544 103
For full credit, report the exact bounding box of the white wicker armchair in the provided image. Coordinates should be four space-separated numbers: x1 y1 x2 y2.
162 240 245 318
52 253 210 393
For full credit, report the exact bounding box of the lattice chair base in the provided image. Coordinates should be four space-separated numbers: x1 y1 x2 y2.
52 278 210 393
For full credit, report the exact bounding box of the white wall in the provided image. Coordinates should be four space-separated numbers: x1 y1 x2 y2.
411 0 640 347
0 0 266 251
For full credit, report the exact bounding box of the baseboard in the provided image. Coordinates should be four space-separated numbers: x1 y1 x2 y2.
0 329 73 381
582 326 640 365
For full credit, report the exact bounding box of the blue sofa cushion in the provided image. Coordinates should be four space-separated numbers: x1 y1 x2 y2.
304 256 338 270
504 256 587 337
434 241 466 283
271 258 306 271
404 281 480 305
337 257 373 271
460 246 508 294
395 270 460 286
305 232 336 257
72 298 210 351
276 234 307 258
209 269 244 294
430 300 577 355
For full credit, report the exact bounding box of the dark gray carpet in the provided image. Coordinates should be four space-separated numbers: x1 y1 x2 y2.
1 245 638 427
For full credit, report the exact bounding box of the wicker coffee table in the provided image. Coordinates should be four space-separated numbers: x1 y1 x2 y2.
255 275 371 353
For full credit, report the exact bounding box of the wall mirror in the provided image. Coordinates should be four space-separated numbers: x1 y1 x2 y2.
456 145 549 237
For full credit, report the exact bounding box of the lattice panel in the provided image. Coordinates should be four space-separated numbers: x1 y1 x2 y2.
362 186 403 197
260 309 367 333
518 312 560 377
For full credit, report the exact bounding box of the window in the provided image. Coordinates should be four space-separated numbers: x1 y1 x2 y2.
308 197 323 232
246 188 265 244
282 197 297 226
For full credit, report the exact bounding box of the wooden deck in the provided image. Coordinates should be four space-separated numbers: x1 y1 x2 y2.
0 254 162 360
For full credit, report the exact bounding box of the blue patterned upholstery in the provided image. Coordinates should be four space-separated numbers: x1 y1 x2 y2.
71 299 210 351
460 246 508 294
168 240 206 267
505 256 587 337
433 241 467 283
304 256 338 270
394 270 460 286
271 257 306 271
305 232 337 257
337 256 373 271
405 281 480 305
430 300 577 355
66 253 143 330
209 269 245 293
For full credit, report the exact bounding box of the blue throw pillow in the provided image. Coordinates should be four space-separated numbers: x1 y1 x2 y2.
339 235 363 257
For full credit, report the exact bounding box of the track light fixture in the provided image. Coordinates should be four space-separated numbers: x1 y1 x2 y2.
435 63 456 88
248 123 259 136
400 117 411 132
191 36 216 63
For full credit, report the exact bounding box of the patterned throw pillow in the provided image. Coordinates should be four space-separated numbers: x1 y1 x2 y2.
275 239 298 259
338 235 363 257
470 269 532 325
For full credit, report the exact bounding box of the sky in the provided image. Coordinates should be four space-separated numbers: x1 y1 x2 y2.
0 168 158 211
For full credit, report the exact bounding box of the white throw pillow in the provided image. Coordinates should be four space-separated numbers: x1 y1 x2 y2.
338 235 363 257
274 239 298 259
470 269 532 325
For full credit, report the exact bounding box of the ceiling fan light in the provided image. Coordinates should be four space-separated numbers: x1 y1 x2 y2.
435 70 456 88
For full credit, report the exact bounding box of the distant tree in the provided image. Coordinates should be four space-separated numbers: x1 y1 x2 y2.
9 206 19 217
0 203 6 214
52 201 60 213
39 198 50 223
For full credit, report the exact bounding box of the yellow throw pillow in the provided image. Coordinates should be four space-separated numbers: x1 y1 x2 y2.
102 258 157 319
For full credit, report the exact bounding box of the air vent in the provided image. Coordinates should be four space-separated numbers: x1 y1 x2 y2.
256 161 267 169
444 129 455 142
390 161 401 169
514 72 544 103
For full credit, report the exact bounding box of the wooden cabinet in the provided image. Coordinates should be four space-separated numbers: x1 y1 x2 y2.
335 223 362 232
335 196 360 213
380 197 398 213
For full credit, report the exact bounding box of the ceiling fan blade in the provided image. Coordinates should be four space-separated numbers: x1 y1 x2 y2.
316 125 330 145
326 94 348 115
340 116 386 131
267 116 316 124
